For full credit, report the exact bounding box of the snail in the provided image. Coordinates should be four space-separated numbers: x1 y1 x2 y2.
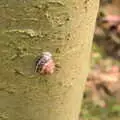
35 52 55 74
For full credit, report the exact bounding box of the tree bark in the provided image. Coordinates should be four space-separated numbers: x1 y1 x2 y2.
0 0 99 120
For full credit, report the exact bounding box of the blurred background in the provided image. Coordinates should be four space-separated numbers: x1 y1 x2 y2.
80 0 120 120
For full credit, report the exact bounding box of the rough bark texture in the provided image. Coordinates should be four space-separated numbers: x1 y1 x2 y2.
0 0 99 120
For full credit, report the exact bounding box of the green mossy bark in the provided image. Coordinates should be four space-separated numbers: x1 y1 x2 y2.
0 0 99 120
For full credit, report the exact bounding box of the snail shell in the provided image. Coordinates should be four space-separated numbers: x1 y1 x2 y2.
35 52 55 74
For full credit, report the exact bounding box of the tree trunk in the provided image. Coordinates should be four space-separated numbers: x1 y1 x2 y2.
0 0 99 120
